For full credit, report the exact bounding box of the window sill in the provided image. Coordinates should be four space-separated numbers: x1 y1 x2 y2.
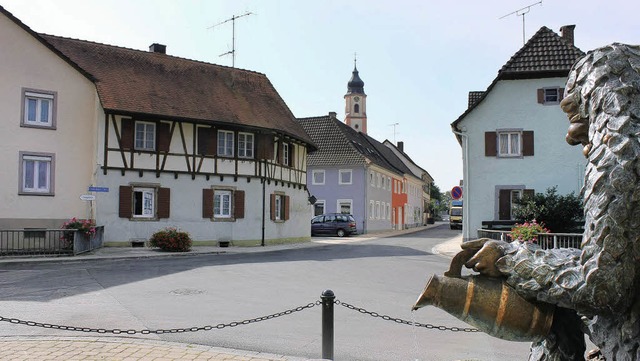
18 191 54 196
211 217 236 222
20 123 56 130
129 217 158 221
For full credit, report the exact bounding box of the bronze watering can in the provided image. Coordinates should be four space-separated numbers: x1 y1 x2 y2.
412 248 555 342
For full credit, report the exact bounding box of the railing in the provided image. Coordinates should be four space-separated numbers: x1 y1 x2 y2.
476 229 583 249
0 226 104 257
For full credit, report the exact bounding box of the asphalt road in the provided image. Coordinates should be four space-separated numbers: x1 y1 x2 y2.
0 224 531 360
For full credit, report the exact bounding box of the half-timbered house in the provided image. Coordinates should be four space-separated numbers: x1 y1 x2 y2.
1 6 316 246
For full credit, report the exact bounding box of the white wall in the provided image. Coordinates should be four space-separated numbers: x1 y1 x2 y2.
96 172 312 244
458 78 587 238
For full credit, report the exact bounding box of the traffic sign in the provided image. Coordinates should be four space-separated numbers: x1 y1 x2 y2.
88 186 109 192
80 194 96 201
451 186 463 200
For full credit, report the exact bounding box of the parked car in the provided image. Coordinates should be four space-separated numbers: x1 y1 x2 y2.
311 213 357 237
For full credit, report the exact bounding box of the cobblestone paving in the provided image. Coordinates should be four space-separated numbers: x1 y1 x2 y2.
0 337 315 361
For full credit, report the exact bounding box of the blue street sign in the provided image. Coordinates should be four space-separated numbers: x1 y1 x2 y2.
88 186 109 192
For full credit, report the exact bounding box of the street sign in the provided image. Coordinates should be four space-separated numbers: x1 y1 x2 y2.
451 186 463 200
88 186 109 192
80 194 96 201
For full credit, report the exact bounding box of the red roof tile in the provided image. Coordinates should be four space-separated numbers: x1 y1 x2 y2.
40 34 313 145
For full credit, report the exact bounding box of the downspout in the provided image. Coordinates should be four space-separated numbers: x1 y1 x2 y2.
261 176 266 246
452 129 470 242
363 165 368 234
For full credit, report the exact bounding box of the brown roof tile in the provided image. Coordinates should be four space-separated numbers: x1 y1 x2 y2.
39 34 313 146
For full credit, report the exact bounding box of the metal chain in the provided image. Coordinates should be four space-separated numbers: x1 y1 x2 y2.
0 299 476 335
334 300 479 333
0 301 320 335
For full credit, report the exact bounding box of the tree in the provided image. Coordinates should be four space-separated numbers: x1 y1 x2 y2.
513 186 584 233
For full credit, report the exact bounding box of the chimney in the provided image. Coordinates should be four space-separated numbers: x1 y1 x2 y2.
328 111 337 118
149 43 167 54
397 141 404 152
559 25 575 46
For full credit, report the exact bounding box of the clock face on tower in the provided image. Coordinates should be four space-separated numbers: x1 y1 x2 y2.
354 96 360 102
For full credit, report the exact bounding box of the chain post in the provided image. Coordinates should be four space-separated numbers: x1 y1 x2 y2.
321 289 335 360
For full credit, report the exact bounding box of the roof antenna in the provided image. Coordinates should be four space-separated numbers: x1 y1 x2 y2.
499 1 542 45
390 123 399 143
207 11 254 67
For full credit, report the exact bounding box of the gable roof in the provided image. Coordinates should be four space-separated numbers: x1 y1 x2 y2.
39 34 313 146
382 140 433 182
451 25 585 136
297 115 402 175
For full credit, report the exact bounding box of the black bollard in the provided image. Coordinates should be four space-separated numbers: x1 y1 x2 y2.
321 289 335 360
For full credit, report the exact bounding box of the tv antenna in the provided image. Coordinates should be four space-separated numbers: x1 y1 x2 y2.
390 123 400 143
499 1 542 45
207 11 254 67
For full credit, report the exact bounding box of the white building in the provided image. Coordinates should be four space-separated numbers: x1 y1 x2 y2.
451 25 587 241
0 6 316 246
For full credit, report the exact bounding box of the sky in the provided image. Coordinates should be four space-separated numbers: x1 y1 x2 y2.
3 0 639 192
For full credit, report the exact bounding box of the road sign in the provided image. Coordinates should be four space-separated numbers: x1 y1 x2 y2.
80 194 96 201
88 186 109 192
451 186 463 200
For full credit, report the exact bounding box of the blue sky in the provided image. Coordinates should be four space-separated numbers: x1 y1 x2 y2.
3 0 639 191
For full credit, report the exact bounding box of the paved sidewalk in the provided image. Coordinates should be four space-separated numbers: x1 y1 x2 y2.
0 222 460 360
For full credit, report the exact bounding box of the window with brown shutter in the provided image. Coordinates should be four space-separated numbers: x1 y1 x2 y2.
157 187 170 218
284 195 290 220
120 119 134 150
156 123 171 152
119 186 132 218
270 194 276 221
202 189 213 218
288 144 295 167
537 89 544 104
197 127 215 155
522 131 534 156
498 189 512 220
485 132 497 156
256 134 274 160
234 190 245 219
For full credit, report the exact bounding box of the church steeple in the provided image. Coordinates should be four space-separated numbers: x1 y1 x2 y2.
344 56 368 133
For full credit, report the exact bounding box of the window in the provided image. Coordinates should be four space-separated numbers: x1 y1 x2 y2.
218 130 234 157
214 190 232 218
486 131 534 157
119 185 170 220
270 193 289 221
337 199 352 214
354 103 360 113
22 89 56 128
134 122 156 151
498 188 533 220
376 201 381 219
283 143 290 166
369 200 374 219
498 131 521 157
202 188 244 220
133 187 155 218
19 152 54 195
238 132 254 158
537 87 563 105
339 169 352 185
370 172 375 186
386 203 391 220
312 170 325 185
314 200 325 216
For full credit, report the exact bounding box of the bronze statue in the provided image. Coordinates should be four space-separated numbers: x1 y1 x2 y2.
417 43 640 361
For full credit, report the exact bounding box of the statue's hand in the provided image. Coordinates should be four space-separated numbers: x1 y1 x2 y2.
462 240 508 278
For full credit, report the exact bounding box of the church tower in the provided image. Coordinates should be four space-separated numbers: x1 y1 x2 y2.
344 60 367 133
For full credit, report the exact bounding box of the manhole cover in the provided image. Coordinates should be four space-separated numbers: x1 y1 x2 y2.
170 288 205 296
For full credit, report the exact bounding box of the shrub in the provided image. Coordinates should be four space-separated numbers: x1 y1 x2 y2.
513 186 584 233
149 227 192 252
61 217 96 247
509 220 550 244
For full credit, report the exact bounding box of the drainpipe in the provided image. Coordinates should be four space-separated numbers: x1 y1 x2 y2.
452 129 470 242
261 175 266 247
